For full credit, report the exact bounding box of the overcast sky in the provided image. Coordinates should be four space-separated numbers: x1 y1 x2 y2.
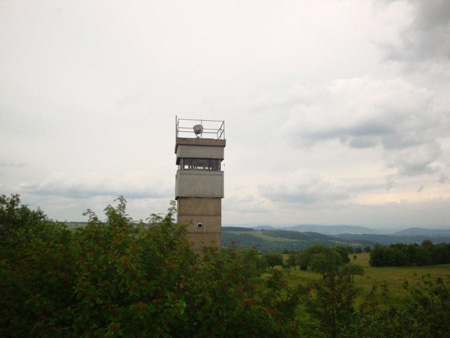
1 0 449 229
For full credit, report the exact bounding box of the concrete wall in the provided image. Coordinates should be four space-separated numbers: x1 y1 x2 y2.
178 198 221 216
175 137 226 153
185 232 221 251
178 198 221 252
175 170 224 198
176 145 224 162
178 215 221 233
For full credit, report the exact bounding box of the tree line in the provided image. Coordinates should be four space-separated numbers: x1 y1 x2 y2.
369 242 450 267
1 194 449 337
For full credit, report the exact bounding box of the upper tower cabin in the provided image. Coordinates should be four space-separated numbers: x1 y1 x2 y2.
175 117 226 252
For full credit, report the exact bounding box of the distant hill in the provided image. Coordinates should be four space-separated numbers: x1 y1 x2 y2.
222 226 254 232
222 228 358 252
223 227 450 252
67 222 450 250
336 233 450 246
280 224 379 235
393 227 450 236
253 225 277 230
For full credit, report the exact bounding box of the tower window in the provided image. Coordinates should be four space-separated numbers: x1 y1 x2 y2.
180 158 221 171
197 222 203 228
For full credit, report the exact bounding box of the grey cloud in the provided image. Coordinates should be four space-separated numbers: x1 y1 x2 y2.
301 123 389 147
281 77 447 177
291 122 391 148
287 79 438 145
386 0 450 62
223 195 271 214
302 119 400 149
413 0 450 30
345 182 386 194
259 179 349 204
384 141 441 176
0 161 27 168
439 173 448 184
379 132 428 150
348 136 378 149
340 197 450 228
22 186 167 199
385 176 395 191
345 108 438 151
347 120 393 138
19 173 171 199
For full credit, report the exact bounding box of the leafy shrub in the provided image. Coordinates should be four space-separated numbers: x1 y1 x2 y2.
0 195 300 337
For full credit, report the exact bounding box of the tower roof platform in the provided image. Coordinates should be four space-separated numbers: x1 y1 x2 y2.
175 117 226 153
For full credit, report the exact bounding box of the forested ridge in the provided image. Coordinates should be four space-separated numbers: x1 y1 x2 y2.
1 194 449 337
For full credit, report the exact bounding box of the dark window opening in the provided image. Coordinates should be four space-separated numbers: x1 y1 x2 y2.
179 158 221 171
197 222 203 228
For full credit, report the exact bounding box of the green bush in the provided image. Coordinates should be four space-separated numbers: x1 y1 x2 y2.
2 194 450 337
0 195 300 337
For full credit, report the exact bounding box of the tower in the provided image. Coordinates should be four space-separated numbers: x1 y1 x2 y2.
175 117 226 252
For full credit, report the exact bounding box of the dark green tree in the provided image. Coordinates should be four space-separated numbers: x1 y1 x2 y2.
298 244 331 270
334 246 350 264
370 242 449 267
1 195 301 337
351 276 450 338
263 252 284 269
286 253 297 269
0 194 77 336
299 246 364 338
399 275 450 338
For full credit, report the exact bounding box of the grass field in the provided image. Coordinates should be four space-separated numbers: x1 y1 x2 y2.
283 252 450 306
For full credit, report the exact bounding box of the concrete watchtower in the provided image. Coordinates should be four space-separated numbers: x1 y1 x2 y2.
175 117 226 252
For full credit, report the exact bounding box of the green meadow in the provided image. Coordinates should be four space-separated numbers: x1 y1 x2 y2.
284 252 450 306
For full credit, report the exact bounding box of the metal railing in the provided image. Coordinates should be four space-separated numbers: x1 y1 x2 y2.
175 116 225 140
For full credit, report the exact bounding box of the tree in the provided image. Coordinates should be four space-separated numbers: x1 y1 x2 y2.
70 197 198 336
334 246 350 264
369 244 388 267
350 277 450 338
263 252 284 269
1 195 301 337
299 246 364 338
298 244 331 270
1 194 49 254
298 245 350 271
431 243 450 265
398 275 450 338
186 247 300 337
370 243 449 267
0 194 77 336
286 253 297 269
